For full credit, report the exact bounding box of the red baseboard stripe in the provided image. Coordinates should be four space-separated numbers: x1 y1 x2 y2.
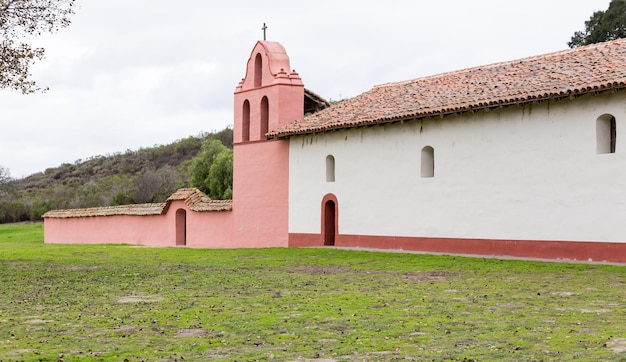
288 233 626 263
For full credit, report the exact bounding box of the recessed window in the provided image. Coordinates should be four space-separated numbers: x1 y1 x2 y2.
597 114 617 154
242 100 250 142
326 155 335 182
421 146 434 178
254 53 262 88
260 96 269 138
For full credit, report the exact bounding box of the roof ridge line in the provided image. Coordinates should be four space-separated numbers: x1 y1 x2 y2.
373 38 626 90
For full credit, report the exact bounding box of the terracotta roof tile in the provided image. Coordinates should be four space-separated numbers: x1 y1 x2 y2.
189 199 233 212
268 39 626 138
43 188 232 219
166 188 232 212
43 203 167 218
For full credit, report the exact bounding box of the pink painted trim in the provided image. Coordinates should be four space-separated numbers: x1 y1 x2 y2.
236 84 303 94
234 139 277 146
288 233 626 263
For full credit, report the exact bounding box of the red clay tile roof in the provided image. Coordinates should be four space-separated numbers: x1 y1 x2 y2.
166 188 232 212
42 203 167 218
268 39 626 138
43 188 232 219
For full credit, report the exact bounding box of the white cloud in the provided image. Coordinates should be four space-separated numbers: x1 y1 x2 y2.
0 0 610 178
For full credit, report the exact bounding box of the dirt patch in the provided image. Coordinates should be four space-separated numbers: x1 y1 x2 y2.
114 325 140 333
25 319 55 324
580 308 610 314
6 349 35 355
607 338 626 353
292 265 456 282
116 295 164 303
315 338 337 343
292 265 353 275
174 328 213 337
291 351 400 362
402 272 456 282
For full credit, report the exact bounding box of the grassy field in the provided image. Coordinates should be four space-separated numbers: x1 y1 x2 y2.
2 223 626 361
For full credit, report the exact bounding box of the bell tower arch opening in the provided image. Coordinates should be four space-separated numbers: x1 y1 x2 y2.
254 53 262 88
260 96 269 138
242 100 250 142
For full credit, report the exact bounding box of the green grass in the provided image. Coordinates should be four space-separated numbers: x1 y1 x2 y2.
2 223 626 361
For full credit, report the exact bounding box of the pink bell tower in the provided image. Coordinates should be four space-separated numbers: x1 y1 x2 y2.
231 41 304 246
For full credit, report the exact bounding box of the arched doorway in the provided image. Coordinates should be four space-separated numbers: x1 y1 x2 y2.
321 194 338 246
176 209 186 246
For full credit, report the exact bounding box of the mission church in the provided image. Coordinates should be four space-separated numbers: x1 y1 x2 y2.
44 37 626 263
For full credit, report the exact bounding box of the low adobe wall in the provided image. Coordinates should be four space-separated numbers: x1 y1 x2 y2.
44 214 174 246
184 208 234 247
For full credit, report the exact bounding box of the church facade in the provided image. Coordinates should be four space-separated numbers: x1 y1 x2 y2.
45 38 626 262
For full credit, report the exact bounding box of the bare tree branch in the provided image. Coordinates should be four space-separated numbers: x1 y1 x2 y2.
0 0 76 93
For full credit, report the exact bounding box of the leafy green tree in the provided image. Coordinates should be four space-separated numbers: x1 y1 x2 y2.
214 127 234 149
569 0 626 48
0 0 76 93
190 139 233 199
73 180 103 208
100 174 137 206
28 198 58 221
208 149 233 199
0 201 27 223
177 158 194 188
190 140 227 194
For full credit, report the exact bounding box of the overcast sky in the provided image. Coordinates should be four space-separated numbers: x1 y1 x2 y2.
0 0 610 178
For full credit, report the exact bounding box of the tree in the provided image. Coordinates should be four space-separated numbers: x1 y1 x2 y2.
208 149 233 199
0 166 13 198
133 166 180 204
569 0 626 48
189 139 233 199
0 0 76 93
0 165 10 183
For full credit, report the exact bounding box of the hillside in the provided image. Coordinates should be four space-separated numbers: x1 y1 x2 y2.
0 128 233 223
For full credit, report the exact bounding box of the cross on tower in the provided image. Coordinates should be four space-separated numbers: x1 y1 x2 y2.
262 23 268 41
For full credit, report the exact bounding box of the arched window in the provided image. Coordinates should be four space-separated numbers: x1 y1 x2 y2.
254 53 262 88
326 155 335 182
242 100 250 142
260 96 269 138
421 146 434 178
597 114 617 154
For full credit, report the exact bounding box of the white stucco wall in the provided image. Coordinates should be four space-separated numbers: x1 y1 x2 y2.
288 92 626 242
